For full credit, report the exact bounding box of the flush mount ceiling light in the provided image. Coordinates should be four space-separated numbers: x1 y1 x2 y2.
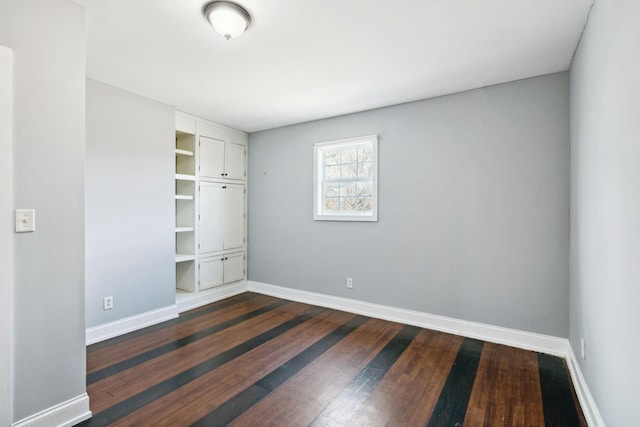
203 1 251 40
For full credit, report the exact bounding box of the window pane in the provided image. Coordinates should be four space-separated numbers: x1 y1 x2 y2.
324 197 339 212
341 163 357 178
355 196 372 211
357 161 372 178
324 150 340 165
356 181 372 198
341 196 357 212
358 146 372 162
341 148 358 163
324 182 339 197
324 165 340 179
340 182 356 197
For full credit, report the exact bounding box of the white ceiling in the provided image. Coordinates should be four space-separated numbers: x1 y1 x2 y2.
85 0 593 133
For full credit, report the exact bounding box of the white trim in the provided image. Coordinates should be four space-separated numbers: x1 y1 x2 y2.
86 305 178 345
566 345 605 427
12 393 91 427
248 281 567 356
176 280 249 313
248 281 605 425
84 281 249 345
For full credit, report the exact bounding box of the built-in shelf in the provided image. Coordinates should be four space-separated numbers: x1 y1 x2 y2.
176 253 196 262
175 194 194 200
175 174 196 181
175 226 194 233
175 148 194 156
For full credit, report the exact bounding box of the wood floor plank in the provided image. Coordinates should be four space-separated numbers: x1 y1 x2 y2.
344 329 464 426
81 293 588 427
309 325 421 426
538 352 586 427
86 293 258 354
191 315 370 426
87 294 279 373
88 301 313 414
112 308 353 426
87 298 287 384
227 318 405 427
426 338 484 427
464 342 545 427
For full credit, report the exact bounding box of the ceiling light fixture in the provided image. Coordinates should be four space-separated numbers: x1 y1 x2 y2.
203 1 251 40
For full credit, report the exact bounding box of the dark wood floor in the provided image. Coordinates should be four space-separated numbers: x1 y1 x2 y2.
78 292 586 426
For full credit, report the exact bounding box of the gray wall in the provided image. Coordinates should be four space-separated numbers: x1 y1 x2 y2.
0 45 14 426
86 79 175 328
249 73 570 337
0 0 87 422
570 0 640 425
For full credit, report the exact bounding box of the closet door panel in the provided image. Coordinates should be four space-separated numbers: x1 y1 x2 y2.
224 141 246 180
223 252 245 284
223 184 245 250
199 182 224 253
199 256 223 290
199 136 225 179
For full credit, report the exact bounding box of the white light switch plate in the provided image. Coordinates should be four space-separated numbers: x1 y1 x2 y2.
15 209 35 232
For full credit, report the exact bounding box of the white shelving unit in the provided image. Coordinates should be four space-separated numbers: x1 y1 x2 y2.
175 116 197 293
174 111 248 310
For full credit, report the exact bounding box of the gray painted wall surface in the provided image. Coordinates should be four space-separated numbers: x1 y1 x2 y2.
570 0 640 425
86 79 175 328
0 0 87 421
0 45 14 426
249 73 570 337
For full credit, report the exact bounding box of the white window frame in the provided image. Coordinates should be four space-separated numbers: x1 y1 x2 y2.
313 135 378 222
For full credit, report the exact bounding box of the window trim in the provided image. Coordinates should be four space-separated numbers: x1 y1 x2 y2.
313 134 378 222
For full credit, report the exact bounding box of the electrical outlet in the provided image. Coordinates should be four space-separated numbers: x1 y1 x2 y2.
346 278 353 289
580 338 585 360
103 296 114 310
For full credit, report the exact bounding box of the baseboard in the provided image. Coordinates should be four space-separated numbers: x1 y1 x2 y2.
248 281 568 356
86 305 178 345
176 280 249 313
12 393 91 427
566 345 605 427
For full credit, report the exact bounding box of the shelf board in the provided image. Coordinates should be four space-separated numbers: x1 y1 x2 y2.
175 226 194 233
175 194 194 200
176 253 196 262
175 148 194 156
175 174 196 181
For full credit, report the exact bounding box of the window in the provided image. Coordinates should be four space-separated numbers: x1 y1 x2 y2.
313 135 378 221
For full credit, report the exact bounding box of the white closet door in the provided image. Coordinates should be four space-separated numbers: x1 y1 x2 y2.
199 256 223 290
199 182 223 253
199 136 225 179
224 141 246 180
223 252 245 284
223 184 245 250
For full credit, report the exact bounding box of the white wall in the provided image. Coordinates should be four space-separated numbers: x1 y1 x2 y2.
570 0 640 425
86 79 175 328
0 45 14 427
0 0 88 423
249 73 570 337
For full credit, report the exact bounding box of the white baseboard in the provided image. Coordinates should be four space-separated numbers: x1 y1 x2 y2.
176 281 249 313
566 345 605 427
12 393 91 427
86 305 178 345
248 280 604 426
248 281 567 356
